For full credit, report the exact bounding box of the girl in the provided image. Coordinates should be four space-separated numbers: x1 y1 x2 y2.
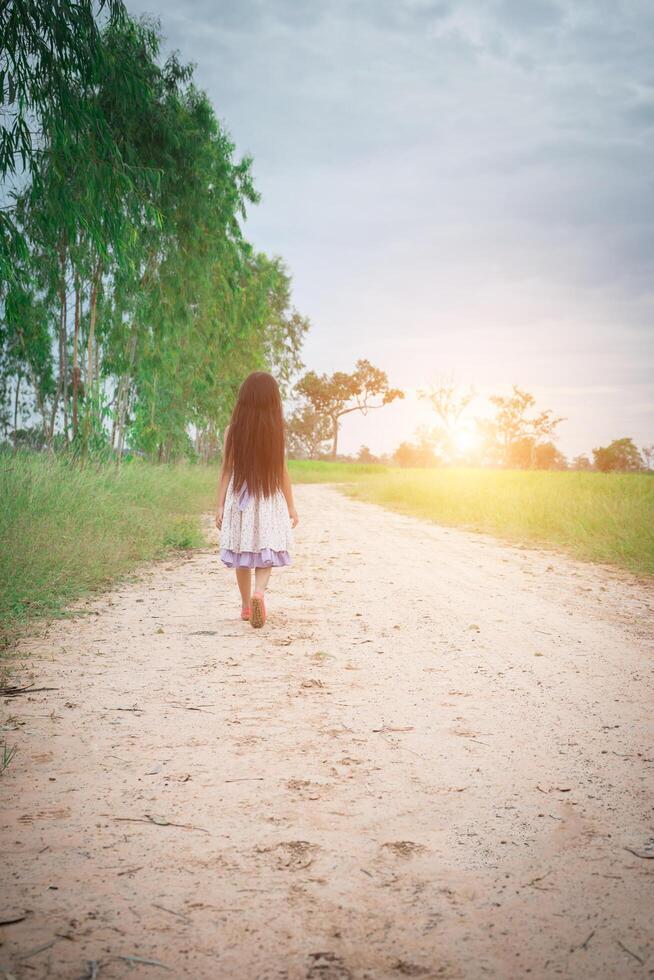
215 372 298 628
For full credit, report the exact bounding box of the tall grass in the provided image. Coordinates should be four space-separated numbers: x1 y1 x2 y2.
0 453 218 638
338 466 654 575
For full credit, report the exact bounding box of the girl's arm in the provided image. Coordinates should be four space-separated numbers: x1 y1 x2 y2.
282 466 299 527
215 428 232 529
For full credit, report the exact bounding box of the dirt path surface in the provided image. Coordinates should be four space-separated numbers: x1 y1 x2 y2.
2 484 654 980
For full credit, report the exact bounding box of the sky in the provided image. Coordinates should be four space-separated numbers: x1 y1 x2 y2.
129 0 654 459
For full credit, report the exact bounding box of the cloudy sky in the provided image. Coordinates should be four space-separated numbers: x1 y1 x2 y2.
130 0 654 458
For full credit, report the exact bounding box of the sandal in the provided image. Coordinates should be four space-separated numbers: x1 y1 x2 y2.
250 592 266 629
240 607 251 621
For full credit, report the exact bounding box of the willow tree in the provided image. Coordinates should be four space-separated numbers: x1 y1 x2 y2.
114 82 308 461
0 0 127 282
1 11 165 451
1 0 125 443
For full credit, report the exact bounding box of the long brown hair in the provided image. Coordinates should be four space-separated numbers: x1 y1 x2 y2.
225 372 285 497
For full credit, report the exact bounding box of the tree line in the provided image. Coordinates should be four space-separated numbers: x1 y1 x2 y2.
288 372 652 474
0 1 307 461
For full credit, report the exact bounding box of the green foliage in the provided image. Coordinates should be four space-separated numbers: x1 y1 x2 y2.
0 10 307 461
0 452 218 639
0 0 126 173
0 0 128 280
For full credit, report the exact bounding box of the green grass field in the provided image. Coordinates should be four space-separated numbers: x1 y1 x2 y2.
291 462 654 576
0 453 218 642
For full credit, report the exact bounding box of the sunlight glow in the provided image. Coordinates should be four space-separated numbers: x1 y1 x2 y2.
453 427 480 455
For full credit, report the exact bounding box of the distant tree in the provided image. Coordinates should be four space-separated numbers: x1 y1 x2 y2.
505 438 565 469
505 437 533 470
592 438 644 473
295 359 403 458
486 386 564 468
534 441 567 470
357 445 378 464
286 406 332 459
419 378 475 462
393 438 439 468
572 454 593 471
642 444 654 471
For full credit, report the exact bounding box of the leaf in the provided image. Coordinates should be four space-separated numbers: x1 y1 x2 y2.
118 954 171 970
372 725 415 733
0 909 29 926
624 840 654 860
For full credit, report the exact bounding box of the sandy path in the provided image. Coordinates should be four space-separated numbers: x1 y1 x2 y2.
2 484 653 980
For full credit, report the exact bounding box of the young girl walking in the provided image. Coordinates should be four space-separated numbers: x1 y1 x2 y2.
215 372 298 628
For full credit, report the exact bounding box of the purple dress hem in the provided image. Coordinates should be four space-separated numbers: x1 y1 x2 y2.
220 548 292 569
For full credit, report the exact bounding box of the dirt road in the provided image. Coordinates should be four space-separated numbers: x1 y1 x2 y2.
2 484 653 979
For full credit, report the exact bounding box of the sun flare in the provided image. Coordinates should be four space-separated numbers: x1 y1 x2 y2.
452 427 480 455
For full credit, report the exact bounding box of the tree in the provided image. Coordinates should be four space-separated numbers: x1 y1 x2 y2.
393 438 439 468
534 441 567 470
505 437 566 470
642 444 654 471
0 0 125 174
286 406 332 459
0 0 129 284
419 378 474 463
0 12 309 462
357 445 379 464
485 386 564 468
572 454 593 471
294 359 403 458
592 438 644 473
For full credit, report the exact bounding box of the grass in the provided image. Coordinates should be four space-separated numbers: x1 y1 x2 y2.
292 461 654 576
1 741 17 774
0 452 218 641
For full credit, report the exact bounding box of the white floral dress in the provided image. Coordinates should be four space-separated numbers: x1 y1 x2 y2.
220 477 293 568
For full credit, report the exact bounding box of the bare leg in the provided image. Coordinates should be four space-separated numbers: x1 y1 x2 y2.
235 568 251 610
254 566 272 595
251 566 271 628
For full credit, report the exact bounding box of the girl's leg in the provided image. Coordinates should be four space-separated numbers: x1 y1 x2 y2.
254 566 272 595
251 566 271 628
235 568 251 610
